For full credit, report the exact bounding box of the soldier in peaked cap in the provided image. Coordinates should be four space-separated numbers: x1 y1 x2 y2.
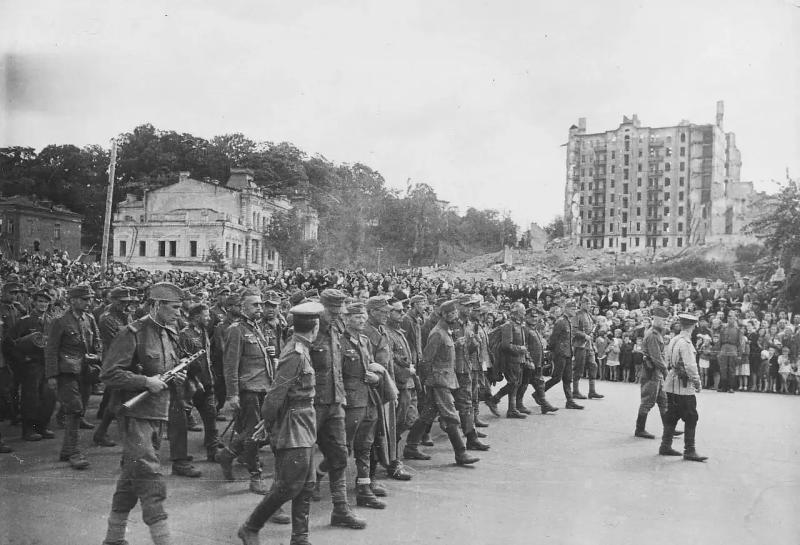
45 283 102 470
661 313 708 462
100 281 186 545
238 301 324 545
308 289 366 529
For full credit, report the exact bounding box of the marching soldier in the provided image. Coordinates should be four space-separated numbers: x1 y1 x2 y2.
519 307 559 415
471 305 494 427
636 306 683 440
100 282 186 545
453 295 489 449
11 288 56 441
237 301 324 545
385 300 419 456
486 302 529 418
661 313 708 462
572 297 603 400
310 289 366 529
217 289 275 495
402 300 480 466
94 286 137 447
209 291 237 414
341 301 387 509
363 295 412 482
546 300 583 409
401 294 426 369
178 303 220 464
1 281 26 429
260 290 288 356
45 284 102 470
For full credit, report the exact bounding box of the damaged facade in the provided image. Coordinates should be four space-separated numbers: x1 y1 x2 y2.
564 101 762 253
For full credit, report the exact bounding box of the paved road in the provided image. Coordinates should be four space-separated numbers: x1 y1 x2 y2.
1 381 799 545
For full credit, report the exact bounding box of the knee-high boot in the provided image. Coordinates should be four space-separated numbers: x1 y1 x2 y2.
290 492 312 545
658 422 681 456
682 423 708 462
445 424 479 465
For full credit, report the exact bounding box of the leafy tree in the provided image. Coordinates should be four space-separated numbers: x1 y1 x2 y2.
746 178 800 268
543 216 565 240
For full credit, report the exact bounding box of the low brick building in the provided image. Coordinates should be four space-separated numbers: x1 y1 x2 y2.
0 196 83 260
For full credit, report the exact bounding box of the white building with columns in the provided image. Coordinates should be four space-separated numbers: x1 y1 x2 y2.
111 169 318 271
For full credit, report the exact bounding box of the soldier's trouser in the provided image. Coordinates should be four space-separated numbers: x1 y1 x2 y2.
718 354 738 390
405 387 460 447
315 402 348 504
111 417 168 526
663 393 698 427
244 447 315 532
544 355 574 401
345 405 378 481
193 384 218 450
395 388 418 438
57 374 84 457
21 363 55 430
471 370 489 412
229 390 266 474
453 372 475 435
573 347 597 389
638 377 667 417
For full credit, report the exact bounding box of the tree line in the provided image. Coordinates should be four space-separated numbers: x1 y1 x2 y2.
0 124 517 268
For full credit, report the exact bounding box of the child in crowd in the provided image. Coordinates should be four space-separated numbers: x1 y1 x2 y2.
595 330 608 381
792 360 800 395
777 346 792 394
768 346 779 393
605 328 622 381
619 334 634 383
709 333 721 390
696 333 712 390
736 327 750 391
758 349 771 392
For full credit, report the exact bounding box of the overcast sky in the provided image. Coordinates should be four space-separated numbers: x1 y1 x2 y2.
1 0 798 228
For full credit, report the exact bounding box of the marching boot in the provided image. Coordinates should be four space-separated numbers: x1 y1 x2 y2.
682 424 708 462
369 458 388 496
22 422 42 442
588 379 604 399
289 493 312 545
356 480 386 509
572 378 587 400
421 421 434 446
515 391 532 414
484 396 501 417
658 423 682 456
148 519 172 545
403 420 432 460
506 392 526 419
237 525 260 545
101 510 128 545
466 431 490 451
473 405 489 427
634 414 655 439
249 471 269 495
330 501 367 529
215 447 236 481
533 391 559 414
446 424 479 465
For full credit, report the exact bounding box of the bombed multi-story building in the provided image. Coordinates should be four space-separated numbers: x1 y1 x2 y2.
563 101 760 253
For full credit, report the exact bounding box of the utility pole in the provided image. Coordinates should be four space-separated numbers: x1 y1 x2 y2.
376 247 384 271
100 140 117 270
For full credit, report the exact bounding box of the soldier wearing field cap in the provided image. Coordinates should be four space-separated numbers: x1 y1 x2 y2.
401 294 426 367
636 306 683 440
310 288 366 529
403 300 480 466
45 284 102 469
1 280 26 434
385 300 420 459
521 306 559 415
218 288 275 495
238 301 324 545
453 294 489 450
545 299 583 409
364 295 411 482
11 288 56 441
100 282 186 545
261 290 288 357
661 313 708 462
94 287 138 447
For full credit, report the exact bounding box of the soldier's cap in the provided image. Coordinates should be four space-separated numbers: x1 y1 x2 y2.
148 282 183 302
409 294 427 305
677 313 698 325
564 299 577 308
110 286 138 301
457 294 481 307
392 290 409 302
187 303 208 319
440 300 457 314
320 288 347 308
366 295 391 312
478 305 492 314
239 288 263 302
388 300 404 311
651 307 670 319
305 289 320 299
2 281 23 293
33 289 52 302
290 301 325 318
263 290 282 306
68 284 95 299
345 301 367 315
288 290 308 306
215 285 231 296
526 306 543 316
